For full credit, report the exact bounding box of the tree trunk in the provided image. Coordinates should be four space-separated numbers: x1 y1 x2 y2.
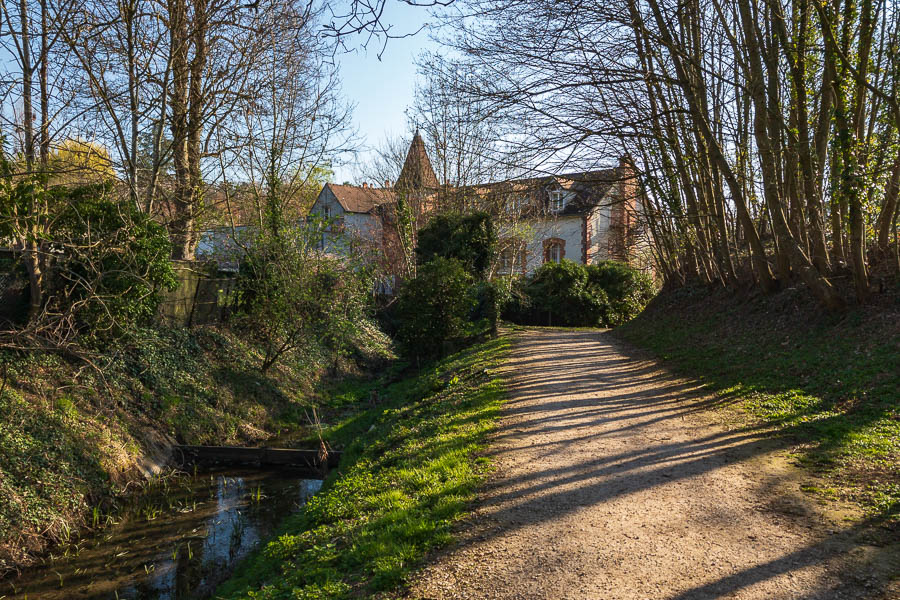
876 154 900 250
126 0 140 209
184 0 208 259
645 0 776 292
38 0 49 168
168 0 192 260
17 0 44 322
738 0 844 309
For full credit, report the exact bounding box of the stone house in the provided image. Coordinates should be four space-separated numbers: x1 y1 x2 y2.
308 132 641 278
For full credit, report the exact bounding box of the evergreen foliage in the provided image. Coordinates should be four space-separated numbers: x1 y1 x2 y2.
505 260 655 327
393 257 476 362
0 175 176 337
234 224 381 373
53 184 177 335
415 212 497 279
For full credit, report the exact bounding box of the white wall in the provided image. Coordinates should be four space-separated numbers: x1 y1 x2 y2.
587 204 611 264
523 215 584 273
310 187 382 253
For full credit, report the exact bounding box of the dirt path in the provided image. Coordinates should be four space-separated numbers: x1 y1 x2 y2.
411 329 897 600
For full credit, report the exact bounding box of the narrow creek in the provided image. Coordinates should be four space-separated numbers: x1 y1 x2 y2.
3 469 322 600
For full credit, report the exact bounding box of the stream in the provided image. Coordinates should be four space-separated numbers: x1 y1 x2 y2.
3 469 322 600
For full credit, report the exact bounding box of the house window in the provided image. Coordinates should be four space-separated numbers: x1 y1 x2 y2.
548 242 562 263
508 196 528 214
543 238 565 264
499 248 515 272
549 189 564 212
323 204 331 219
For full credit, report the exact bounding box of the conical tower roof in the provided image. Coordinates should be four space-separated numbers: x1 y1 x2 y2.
396 130 439 191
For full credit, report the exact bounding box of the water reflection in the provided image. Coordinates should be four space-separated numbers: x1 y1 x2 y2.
3 471 321 600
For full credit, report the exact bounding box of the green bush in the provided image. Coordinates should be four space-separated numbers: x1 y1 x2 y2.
394 257 476 362
234 226 382 373
587 261 657 326
472 277 514 337
1 178 176 337
523 260 610 326
52 183 177 335
504 260 655 327
415 212 497 279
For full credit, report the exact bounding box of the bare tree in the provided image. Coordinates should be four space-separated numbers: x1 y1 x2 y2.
421 0 900 307
225 0 356 236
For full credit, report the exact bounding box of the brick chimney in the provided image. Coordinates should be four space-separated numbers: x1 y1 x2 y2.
608 155 639 262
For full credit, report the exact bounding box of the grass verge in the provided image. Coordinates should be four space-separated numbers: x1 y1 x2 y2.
215 334 511 600
616 286 899 521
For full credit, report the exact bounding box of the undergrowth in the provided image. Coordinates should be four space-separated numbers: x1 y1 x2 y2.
215 335 510 599
617 285 900 521
0 324 392 574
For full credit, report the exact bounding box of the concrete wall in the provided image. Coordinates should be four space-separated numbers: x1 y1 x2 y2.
158 262 236 327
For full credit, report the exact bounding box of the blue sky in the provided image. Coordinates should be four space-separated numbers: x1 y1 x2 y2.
331 3 441 184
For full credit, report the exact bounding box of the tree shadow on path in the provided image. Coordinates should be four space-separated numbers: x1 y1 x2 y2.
421 328 898 599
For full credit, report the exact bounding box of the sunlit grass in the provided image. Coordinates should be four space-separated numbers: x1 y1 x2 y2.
216 335 510 599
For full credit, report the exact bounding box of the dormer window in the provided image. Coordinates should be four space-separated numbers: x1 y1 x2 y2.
549 189 564 212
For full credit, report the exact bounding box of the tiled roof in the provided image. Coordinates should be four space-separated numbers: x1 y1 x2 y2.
459 167 624 216
554 169 621 215
326 183 396 213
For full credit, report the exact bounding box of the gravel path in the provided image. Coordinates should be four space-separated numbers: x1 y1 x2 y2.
410 329 896 600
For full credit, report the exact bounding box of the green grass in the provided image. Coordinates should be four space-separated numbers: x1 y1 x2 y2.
617 286 900 520
215 335 511 599
0 385 112 565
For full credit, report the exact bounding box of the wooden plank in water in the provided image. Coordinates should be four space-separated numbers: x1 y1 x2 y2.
175 445 341 470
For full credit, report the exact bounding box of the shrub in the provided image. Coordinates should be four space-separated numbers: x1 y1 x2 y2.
587 260 656 326
504 260 655 327
394 257 475 362
472 277 514 337
1 172 180 339
1 179 176 338
52 183 177 336
415 212 497 279
234 226 382 373
523 260 610 326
